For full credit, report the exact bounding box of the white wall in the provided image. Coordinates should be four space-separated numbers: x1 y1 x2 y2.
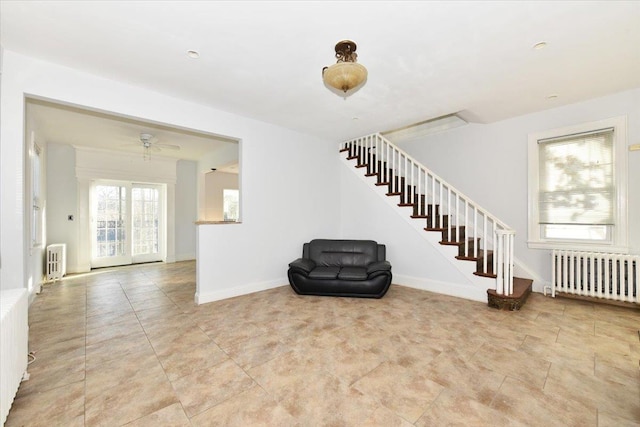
0 50 339 302
394 89 640 286
175 160 197 261
196 124 341 303
46 143 78 271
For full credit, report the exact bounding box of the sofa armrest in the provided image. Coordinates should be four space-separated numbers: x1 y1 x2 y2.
289 258 316 274
366 260 391 274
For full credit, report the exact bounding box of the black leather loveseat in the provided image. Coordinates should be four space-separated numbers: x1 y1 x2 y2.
287 239 392 298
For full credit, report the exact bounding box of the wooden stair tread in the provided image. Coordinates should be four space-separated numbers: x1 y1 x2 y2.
474 271 497 278
456 249 494 262
339 148 350 153
346 156 358 160
364 172 378 177
439 238 478 246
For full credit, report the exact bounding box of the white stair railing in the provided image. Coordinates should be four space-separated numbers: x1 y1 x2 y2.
341 133 515 296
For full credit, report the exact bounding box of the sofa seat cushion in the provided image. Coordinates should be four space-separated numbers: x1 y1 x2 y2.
337 266 368 281
308 266 340 280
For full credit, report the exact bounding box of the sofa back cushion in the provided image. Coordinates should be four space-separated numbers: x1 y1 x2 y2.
308 239 379 267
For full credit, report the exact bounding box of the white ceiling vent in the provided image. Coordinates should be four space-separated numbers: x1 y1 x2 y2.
382 114 467 144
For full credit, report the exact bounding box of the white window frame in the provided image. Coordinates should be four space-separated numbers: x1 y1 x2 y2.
31 141 42 248
527 116 628 252
223 188 240 222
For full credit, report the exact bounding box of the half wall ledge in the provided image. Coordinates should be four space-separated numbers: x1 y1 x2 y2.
195 221 242 225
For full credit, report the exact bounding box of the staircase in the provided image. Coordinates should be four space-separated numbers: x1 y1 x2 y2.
341 133 532 310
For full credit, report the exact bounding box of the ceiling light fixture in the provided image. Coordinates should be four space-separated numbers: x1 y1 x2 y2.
186 50 200 59
322 40 367 95
533 41 548 50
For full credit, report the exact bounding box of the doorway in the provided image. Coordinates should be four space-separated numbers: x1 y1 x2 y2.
91 181 165 268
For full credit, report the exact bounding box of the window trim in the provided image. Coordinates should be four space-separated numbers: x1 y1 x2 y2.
31 141 43 249
527 116 628 252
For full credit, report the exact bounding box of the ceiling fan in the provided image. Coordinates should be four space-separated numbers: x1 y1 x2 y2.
124 133 181 159
137 133 180 152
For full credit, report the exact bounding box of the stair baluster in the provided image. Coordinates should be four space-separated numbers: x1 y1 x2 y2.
340 133 518 298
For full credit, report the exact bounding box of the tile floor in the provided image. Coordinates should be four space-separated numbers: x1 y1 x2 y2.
5 260 640 426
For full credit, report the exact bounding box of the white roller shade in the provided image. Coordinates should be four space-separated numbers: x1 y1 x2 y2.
538 128 614 225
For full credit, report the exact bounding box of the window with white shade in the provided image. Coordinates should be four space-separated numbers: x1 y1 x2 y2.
528 116 628 251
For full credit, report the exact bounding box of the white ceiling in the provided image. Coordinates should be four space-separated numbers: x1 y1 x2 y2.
2 1 640 147
24 98 238 162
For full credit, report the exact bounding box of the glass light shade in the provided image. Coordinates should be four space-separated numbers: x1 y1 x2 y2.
323 62 368 93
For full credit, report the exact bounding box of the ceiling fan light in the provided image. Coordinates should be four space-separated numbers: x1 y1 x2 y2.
322 40 367 95
323 62 368 93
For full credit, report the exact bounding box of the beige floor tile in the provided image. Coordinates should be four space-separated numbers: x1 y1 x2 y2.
308 339 384 385
470 342 551 389
86 308 139 330
595 351 640 387
85 347 166 399
85 316 145 345
204 320 271 349
170 358 255 417
595 318 640 343
597 409 640 427
130 294 178 312
421 351 505 406
123 402 190 427
5 381 85 427
543 363 640 422
557 328 633 356
189 384 300 427
224 332 292 370
147 325 214 357
85 329 154 366
352 361 444 423
278 371 379 426
27 335 85 362
16 353 85 397
416 388 525 426
518 335 595 376
85 371 178 426
359 406 414 427
246 349 323 398
492 376 597 426
8 261 638 427
158 340 229 381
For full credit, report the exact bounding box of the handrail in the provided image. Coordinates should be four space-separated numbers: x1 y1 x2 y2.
341 133 515 295
345 133 513 231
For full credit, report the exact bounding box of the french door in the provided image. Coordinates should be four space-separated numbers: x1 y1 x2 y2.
91 181 164 268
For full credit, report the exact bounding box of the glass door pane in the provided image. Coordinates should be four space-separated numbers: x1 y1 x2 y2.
92 184 131 267
132 185 162 263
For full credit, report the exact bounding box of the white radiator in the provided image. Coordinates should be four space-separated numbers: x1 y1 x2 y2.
0 288 28 425
552 250 639 304
46 243 66 281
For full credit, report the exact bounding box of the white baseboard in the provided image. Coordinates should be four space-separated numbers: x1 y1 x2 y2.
393 274 487 303
175 253 196 262
195 278 287 305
